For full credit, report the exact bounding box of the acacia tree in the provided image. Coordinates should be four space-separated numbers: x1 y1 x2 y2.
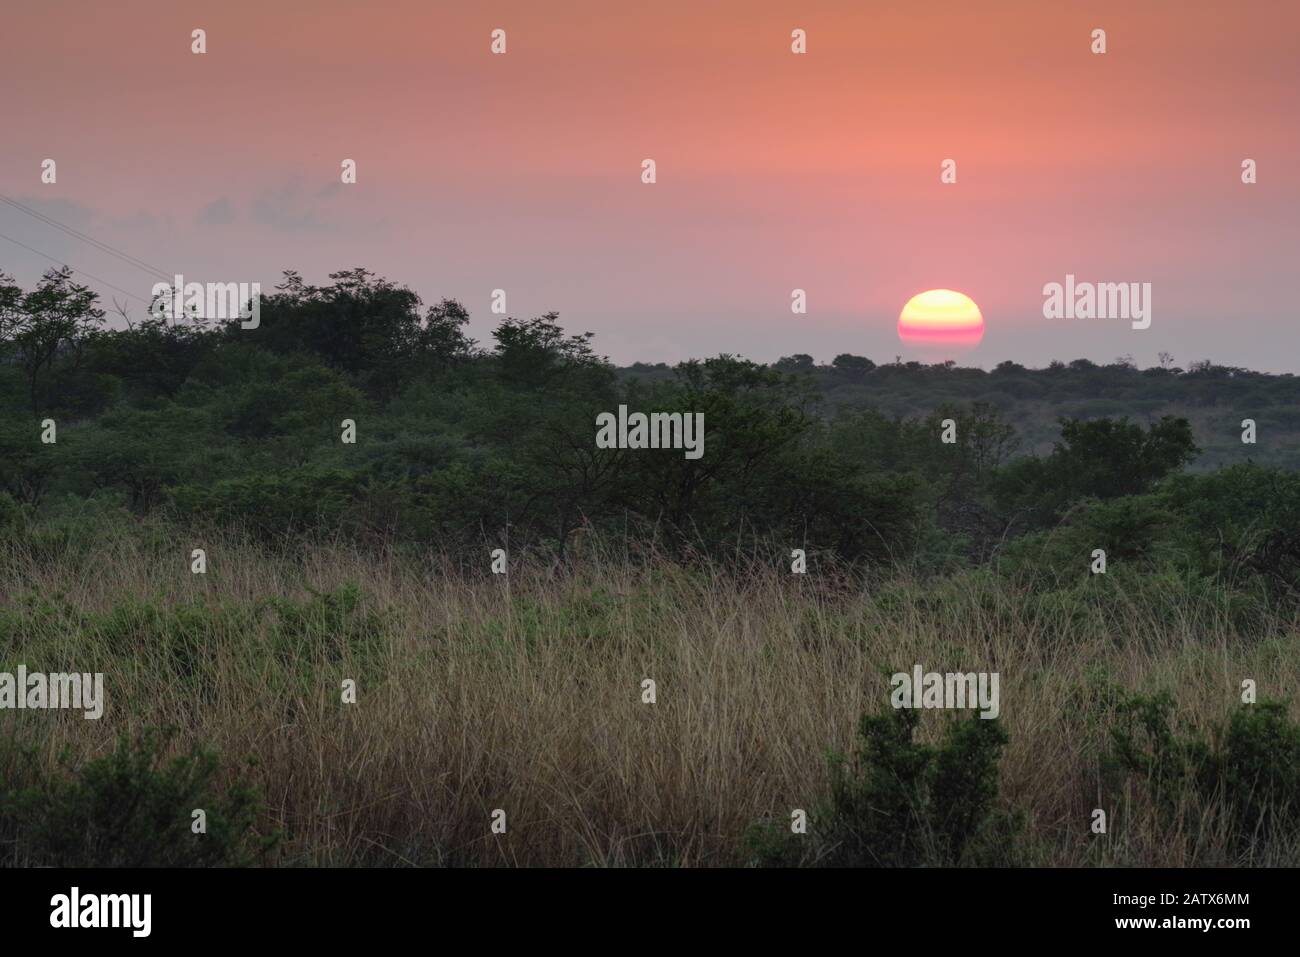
0 272 23 344
3 267 104 414
611 356 817 537
237 269 445 398
491 312 603 389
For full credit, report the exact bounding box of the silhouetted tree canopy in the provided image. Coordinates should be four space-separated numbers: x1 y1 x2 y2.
1 265 1297 583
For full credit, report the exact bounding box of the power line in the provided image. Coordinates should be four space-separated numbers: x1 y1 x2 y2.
0 229 154 305
0 192 172 282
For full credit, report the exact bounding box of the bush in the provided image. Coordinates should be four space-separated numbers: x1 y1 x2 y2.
0 727 272 866
1110 693 1300 853
748 702 1015 866
169 469 365 539
0 490 26 537
268 583 391 671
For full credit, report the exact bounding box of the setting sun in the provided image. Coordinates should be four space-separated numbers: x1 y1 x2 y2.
898 289 985 349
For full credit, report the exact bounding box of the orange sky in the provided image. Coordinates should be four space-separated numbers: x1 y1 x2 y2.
1 0 1297 368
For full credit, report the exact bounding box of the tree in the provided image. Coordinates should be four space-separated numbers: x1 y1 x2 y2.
86 312 215 400
0 272 23 345
5 267 104 413
1053 416 1198 500
991 416 1198 531
74 408 205 513
491 313 606 389
0 418 62 505
421 298 476 365
613 356 817 536
238 269 437 397
831 353 875 379
774 353 815 373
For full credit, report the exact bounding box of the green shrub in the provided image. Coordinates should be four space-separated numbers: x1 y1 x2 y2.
80 597 257 698
0 727 272 866
268 583 391 671
748 702 1015 867
0 490 26 536
169 469 365 540
1110 693 1300 851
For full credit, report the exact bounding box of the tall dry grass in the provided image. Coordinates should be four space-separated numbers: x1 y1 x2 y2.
2 523 1298 866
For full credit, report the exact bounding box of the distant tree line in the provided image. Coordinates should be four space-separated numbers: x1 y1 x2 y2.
2 266 1298 602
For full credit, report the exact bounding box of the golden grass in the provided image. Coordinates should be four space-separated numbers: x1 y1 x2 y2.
2 526 1298 866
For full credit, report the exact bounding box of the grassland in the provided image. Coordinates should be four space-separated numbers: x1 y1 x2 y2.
3 519 1297 867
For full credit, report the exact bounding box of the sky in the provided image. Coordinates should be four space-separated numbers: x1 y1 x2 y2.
1 0 1297 370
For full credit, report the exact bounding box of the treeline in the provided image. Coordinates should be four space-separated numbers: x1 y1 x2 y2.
626 351 1300 470
2 266 1298 604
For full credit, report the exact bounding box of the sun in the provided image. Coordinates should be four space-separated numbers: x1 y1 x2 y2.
897 289 984 350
